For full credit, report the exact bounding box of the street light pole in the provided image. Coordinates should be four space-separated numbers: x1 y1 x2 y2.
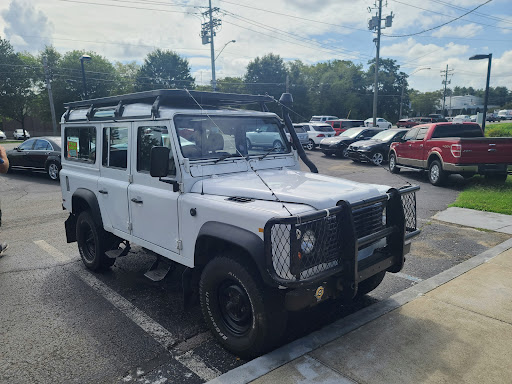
214 40 236 62
80 54 92 100
469 53 492 132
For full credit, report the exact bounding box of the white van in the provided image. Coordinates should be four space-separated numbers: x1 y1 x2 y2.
497 110 512 120
310 115 338 122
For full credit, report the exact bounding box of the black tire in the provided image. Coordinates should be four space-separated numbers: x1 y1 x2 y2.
337 147 348 158
323 152 333 157
428 160 446 186
357 271 386 297
306 139 315 151
76 211 116 271
370 151 385 166
46 161 60 181
199 256 287 359
485 173 508 183
389 153 400 173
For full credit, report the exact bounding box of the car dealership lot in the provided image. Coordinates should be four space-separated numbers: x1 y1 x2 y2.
0 149 509 384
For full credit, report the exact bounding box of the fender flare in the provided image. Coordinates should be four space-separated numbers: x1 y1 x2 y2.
195 221 270 283
72 188 103 228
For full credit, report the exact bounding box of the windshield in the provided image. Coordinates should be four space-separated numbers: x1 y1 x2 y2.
174 115 290 160
339 128 365 138
371 130 400 141
294 126 306 133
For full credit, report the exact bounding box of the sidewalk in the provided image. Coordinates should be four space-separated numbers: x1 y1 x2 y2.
208 209 512 384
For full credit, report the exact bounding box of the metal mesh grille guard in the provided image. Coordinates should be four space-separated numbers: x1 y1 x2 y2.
264 185 420 287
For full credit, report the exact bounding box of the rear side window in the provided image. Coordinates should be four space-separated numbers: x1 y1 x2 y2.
64 126 96 162
333 122 341 128
34 139 52 151
431 124 483 138
102 127 128 169
316 126 335 132
415 127 429 140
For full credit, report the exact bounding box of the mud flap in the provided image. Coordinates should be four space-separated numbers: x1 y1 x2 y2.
65 214 77 243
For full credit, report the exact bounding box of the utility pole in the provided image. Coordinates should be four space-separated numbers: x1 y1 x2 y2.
441 65 454 116
399 82 405 120
368 1 393 127
43 56 58 135
201 2 221 91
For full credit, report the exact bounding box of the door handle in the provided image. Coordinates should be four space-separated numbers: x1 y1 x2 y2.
420 144 423 147
98 189 108 194
131 197 143 204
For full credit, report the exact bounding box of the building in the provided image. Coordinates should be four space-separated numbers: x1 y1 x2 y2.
437 95 499 116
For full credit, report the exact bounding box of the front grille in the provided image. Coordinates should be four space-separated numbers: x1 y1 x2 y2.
352 202 385 241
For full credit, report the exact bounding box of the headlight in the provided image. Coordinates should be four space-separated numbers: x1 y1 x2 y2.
300 229 316 254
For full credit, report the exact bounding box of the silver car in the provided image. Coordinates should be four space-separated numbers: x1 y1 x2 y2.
285 124 309 147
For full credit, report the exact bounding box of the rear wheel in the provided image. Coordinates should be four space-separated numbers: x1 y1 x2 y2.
389 153 400 173
306 139 315 151
76 211 116 271
199 256 287 359
428 160 446 186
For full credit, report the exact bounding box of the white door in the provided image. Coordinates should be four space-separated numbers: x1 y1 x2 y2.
128 122 181 254
98 124 131 233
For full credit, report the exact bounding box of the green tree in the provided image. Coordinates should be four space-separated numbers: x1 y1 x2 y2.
410 90 442 116
114 61 139 95
244 53 287 99
216 76 246 94
135 49 194 91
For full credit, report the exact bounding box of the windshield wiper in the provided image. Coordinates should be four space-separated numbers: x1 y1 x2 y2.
213 153 243 164
258 146 282 161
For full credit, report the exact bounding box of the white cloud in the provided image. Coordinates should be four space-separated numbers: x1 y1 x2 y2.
431 24 483 38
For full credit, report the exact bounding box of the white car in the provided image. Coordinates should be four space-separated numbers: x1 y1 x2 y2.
0 130 6 140
470 115 477 122
452 115 471 123
13 129 30 140
301 123 336 150
310 115 339 123
364 118 392 129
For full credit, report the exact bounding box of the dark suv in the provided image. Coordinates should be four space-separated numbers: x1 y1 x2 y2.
319 128 381 158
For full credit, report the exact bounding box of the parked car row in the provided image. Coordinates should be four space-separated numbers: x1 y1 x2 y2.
0 129 32 140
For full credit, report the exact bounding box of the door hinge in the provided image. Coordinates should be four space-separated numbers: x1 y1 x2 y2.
176 240 183 250
128 222 132 231
128 174 133 183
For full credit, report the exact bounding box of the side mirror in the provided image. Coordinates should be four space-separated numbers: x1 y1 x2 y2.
150 146 170 177
14 147 19 151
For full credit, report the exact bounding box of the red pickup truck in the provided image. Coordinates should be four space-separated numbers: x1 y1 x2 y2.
389 122 512 186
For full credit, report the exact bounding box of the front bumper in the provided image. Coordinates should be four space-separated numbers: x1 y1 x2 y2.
319 143 344 154
264 186 420 303
347 149 372 162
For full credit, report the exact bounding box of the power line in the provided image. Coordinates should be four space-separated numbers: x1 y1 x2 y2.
385 0 494 38
428 0 512 25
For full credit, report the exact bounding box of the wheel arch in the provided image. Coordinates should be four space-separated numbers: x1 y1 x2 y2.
72 188 104 229
427 152 443 167
195 222 270 285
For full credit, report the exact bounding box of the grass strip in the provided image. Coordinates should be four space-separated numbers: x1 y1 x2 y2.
450 175 512 215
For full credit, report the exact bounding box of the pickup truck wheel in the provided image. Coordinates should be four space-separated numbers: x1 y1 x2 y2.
306 139 315 151
357 271 386 297
76 211 115 271
428 160 446 186
371 152 384 166
389 153 400 173
200 257 287 359
485 173 508 183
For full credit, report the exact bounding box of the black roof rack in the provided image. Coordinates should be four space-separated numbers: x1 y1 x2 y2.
63 89 275 109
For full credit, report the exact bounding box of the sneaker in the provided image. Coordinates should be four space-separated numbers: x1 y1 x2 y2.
0 242 8 255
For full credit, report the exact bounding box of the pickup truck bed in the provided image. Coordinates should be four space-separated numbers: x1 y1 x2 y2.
389 122 512 186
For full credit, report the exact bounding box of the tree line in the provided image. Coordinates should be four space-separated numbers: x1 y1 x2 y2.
1 37 511 129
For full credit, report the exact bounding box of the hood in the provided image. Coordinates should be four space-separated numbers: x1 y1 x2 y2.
350 139 382 148
191 169 390 210
321 136 353 145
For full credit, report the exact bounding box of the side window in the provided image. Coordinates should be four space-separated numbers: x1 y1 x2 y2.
19 139 35 150
363 130 376 138
64 126 96 162
102 127 128 169
137 126 175 176
415 127 429 141
403 127 419 141
34 139 52 150
303 125 310 131
333 122 341 128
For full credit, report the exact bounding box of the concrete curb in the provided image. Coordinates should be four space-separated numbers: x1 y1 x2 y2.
207 236 512 384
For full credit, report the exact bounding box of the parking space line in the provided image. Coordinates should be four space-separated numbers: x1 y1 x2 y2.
394 272 423 282
34 240 71 263
34 240 220 382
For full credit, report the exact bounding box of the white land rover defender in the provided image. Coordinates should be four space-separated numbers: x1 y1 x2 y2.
60 90 419 358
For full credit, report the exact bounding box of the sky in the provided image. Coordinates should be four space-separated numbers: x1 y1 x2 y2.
0 0 511 93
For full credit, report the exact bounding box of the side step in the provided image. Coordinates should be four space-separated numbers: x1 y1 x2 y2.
105 241 131 259
144 256 176 282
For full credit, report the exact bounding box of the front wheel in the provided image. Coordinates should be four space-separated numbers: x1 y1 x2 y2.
306 139 315 151
199 257 287 359
428 160 446 186
273 140 284 150
47 162 60 181
389 153 400 173
371 151 384 166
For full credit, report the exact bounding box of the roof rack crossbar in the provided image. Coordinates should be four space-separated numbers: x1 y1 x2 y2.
86 104 95 120
114 101 124 118
151 96 161 119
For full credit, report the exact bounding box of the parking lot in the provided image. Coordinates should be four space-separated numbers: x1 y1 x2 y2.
0 146 509 384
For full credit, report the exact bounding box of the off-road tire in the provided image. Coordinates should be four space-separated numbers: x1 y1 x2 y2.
306 139 315 151
357 271 386 297
428 160 446 186
389 153 400 174
199 256 287 359
76 211 116 271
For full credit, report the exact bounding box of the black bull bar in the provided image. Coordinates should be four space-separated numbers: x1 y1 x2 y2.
264 186 420 297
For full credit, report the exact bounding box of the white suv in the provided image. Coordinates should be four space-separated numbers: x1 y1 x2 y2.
60 90 419 359
301 123 336 150
310 115 339 122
